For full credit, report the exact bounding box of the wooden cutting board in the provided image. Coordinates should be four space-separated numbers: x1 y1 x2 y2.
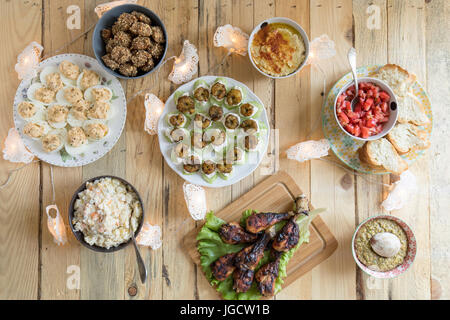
183 171 338 297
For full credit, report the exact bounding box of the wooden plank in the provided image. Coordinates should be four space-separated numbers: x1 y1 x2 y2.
273 0 312 300
309 0 356 300
386 0 430 300
352 0 390 300
40 0 85 300
183 171 338 299
0 0 42 300
122 0 165 300
196 0 233 299
252 0 276 185
425 0 450 301
161 0 199 300
78 0 127 299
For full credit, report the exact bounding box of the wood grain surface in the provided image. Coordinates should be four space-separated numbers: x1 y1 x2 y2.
0 0 448 300
183 171 338 299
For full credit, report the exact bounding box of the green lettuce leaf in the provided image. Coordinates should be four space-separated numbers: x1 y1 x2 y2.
197 208 326 300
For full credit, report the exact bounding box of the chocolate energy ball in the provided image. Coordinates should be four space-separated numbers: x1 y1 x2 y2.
151 26 165 43
111 46 132 64
119 63 138 77
131 50 151 68
114 31 132 48
130 22 152 37
101 28 112 41
148 42 164 59
102 54 120 70
131 11 151 24
131 36 151 50
140 57 155 72
116 12 137 31
105 38 119 53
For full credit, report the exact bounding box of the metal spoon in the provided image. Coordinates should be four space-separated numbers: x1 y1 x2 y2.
130 215 147 284
347 47 359 111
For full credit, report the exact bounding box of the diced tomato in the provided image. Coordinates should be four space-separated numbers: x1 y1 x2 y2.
361 126 370 138
379 91 390 102
336 81 392 138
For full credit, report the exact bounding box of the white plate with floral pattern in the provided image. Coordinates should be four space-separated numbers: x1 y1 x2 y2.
13 54 126 167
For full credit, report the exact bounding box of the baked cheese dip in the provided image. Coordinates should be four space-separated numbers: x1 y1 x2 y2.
250 23 306 77
72 177 142 249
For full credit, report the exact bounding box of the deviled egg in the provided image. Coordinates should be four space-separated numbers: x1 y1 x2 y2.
67 100 89 127
83 120 109 141
27 83 56 105
56 86 83 105
46 104 69 129
40 66 64 92
84 85 113 102
77 69 100 91
17 101 45 122
87 101 114 120
59 60 80 85
23 121 50 140
41 129 67 153
64 127 88 156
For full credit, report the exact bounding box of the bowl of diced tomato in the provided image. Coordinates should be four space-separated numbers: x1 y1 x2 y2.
334 77 398 141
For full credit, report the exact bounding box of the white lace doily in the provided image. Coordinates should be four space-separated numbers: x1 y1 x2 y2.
183 182 207 220
213 24 249 56
3 128 34 164
168 40 199 85
94 0 137 18
15 42 43 81
144 93 165 135
307 34 336 64
382 170 417 211
46 204 67 246
286 139 330 163
136 222 162 249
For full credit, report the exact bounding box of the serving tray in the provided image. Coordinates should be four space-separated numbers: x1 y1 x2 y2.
183 171 338 298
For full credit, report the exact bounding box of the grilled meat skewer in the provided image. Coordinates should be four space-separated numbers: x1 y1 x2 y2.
255 251 282 297
210 252 236 281
245 212 291 234
219 222 259 244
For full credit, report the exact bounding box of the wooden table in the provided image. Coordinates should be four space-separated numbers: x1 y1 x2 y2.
0 0 448 300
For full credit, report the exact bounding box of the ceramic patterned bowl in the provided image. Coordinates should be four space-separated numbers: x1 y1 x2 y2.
351 215 416 279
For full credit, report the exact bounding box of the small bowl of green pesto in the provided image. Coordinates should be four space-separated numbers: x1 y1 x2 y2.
351 215 416 279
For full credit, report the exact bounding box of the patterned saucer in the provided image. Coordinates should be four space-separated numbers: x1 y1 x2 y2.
322 65 433 174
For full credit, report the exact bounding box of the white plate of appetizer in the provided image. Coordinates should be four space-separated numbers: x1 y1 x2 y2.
158 76 270 188
13 54 126 167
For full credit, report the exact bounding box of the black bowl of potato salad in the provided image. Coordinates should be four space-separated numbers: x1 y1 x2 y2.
68 176 145 253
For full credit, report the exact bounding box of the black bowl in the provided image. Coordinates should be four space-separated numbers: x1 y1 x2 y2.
68 176 145 253
92 3 168 79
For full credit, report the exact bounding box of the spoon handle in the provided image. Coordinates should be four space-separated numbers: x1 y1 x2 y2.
348 47 359 93
132 238 147 284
